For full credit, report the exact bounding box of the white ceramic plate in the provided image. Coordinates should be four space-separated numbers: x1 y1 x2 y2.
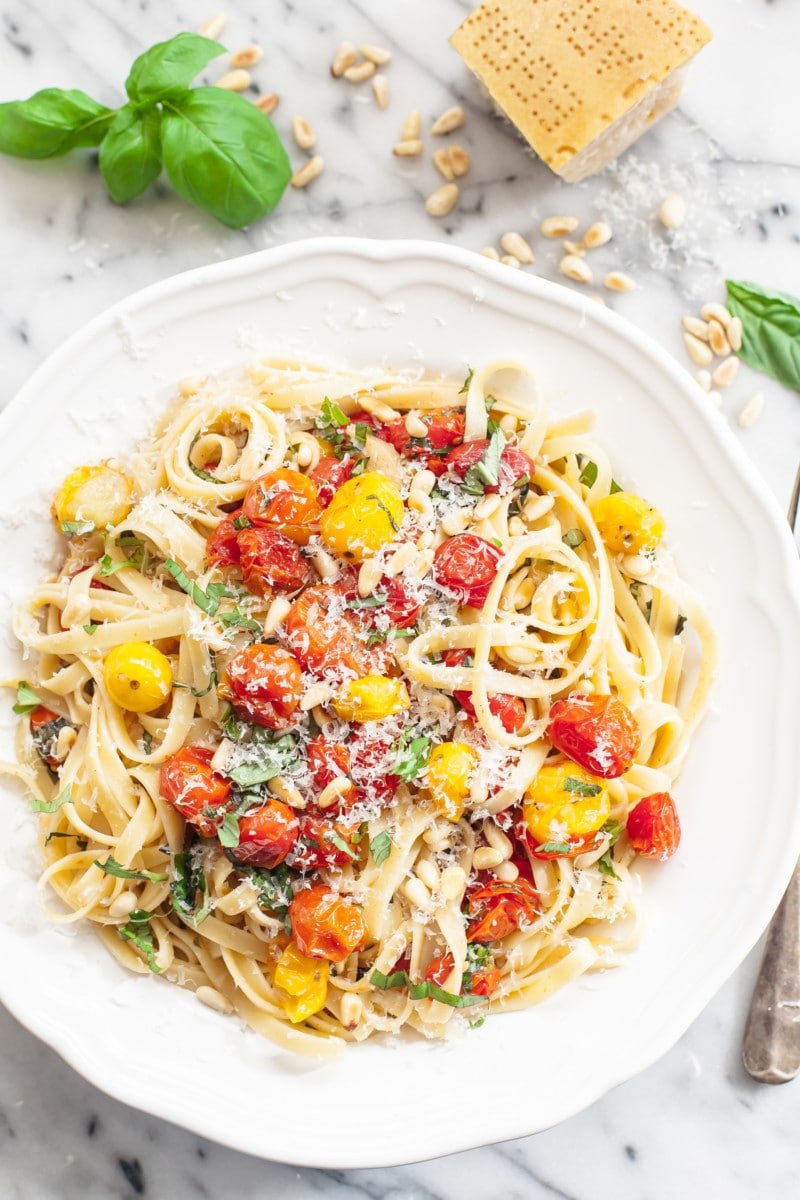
1 239 799 1168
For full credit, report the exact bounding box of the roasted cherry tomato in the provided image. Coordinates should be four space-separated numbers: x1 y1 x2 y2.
433 533 504 609
242 468 323 545
160 745 231 837
443 648 526 733
465 878 540 944
29 705 71 771
425 952 501 997
236 527 313 597
227 799 298 868
377 574 423 628
627 792 681 861
289 884 367 963
221 643 303 729
309 455 356 507
516 822 597 860
290 813 360 872
444 439 534 492
348 734 400 807
384 407 465 460
206 511 244 568
285 582 368 677
549 693 640 779
307 736 357 809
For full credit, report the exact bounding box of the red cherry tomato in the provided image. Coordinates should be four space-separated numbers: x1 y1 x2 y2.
222 644 303 729
443 648 526 733
229 799 298 868
627 792 681 861
465 878 540 943
291 813 360 872
289 883 367 963
444 440 534 492
425 951 501 997
29 705 69 771
347 410 382 433
206 511 243 568
383 407 465 463
236 527 313 597
307 736 357 809
348 733 400 806
377 575 423 629
517 823 596 860
309 455 355 507
285 582 369 677
242 468 323 545
160 745 232 837
433 533 503 609
549 693 640 779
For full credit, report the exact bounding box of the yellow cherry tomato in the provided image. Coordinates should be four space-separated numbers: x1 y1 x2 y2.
319 470 404 561
591 491 665 555
274 942 329 1024
523 762 610 844
103 642 173 713
331 674 410 723
54 465 134 531
425 741 479 822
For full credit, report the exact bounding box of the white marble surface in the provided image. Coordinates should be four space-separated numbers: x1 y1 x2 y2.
1 0 799 1195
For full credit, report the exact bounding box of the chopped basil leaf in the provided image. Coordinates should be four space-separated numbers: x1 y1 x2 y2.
602 819 624 846
188 434 219 482
319 397 349 428
61 519 95 536
366 627 415 646
171 851 211 926
562 528 586 548
245 863 297 919
563 776 602 797
45 831 88 849
610 479 623 495
675 614 687 636
190 669 217 698
142 730 153 756
468 1014 486 1029
118 918 161 973
232 514 252 530
368 496 400 533
221 703 249 742
83 623 98 635
325 830 357 861
219 606 262 634
163 559 232 616
597 853 620 881
462 427 506 496
578 459 598 488
392 731 432 783
218 812 241 848
370 830 392 866
227 730 301 786
488 536 503 548
31 785 72 814
346 592 387 610
535 840 573 854
459 368 473 395
370 969 486 1009
93 855 168 882
13 681 42 715
98 554 136 577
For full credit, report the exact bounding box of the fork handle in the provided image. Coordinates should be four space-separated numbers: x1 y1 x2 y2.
742 861 800 1083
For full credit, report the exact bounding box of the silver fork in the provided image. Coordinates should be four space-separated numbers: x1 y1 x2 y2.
742 462 800 1083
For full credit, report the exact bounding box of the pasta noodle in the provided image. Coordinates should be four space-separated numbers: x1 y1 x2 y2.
3 358 715 1056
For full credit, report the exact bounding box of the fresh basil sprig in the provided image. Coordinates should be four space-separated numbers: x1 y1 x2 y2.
726 279 800 393
0 32 291 228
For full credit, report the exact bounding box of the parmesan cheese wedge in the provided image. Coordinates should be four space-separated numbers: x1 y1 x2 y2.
450 0 712 182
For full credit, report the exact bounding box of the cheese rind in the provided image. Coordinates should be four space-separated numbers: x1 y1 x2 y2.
450 0 712 182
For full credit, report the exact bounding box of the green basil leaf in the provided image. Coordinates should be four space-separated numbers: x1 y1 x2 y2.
163 559 229 615
534 840 573 854
31 785 73 814
171 851 211 926
462 427 506 496
190 669 217 699
0 88 114 159
118 918 161 973
142 730 153 756
346 592 387 610
99 104 162 203
609 479 623 495
98 554 135 577
61 520 95 536
218 812 240 848
370 830 392 866
13 681 42 715
597 853 620 881
94 855 168 882
325 830 357 861
125 32 226 106
726 279 800 393
562 528 585 548
161 87 291 229
370 969 485 1009
83 623 98 636
319 398 349 427
392 732 432 783
459 368 473 395
232 515 251 531
563 776 602 797
601 819 624 846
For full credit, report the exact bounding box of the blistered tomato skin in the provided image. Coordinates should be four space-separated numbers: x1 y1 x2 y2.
549 693 640 778
444 440 534 492
523 761 610 846
237 527 313 596
433 534 503 608
306 736 357 809
285 583 369 678
242 468 323 545
319 471 404 561
206 512 243 567
274 942 329 1024
627 792 681 860
228 799 299 868
289 884 367 963
443 648 526 733
425 741 479 822
160 745 231 837
103 642 173 713
592 491 665 555
309 455 355 506
291 813 360 872
465 879 540 944
54 464 134 529
384 408 465 460
222 644 303 729
332 675 410 723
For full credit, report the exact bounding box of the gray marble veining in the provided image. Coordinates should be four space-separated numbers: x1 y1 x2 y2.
0 0 799 1196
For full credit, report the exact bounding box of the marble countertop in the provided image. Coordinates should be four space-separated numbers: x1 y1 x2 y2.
1 0 799 1195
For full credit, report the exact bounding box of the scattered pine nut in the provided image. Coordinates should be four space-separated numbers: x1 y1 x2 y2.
372 74 389 108
291 116 316 150
712 356 740 388
582 221 612 249
448 145 471 177
708 319 731 357
404 411 428 438
500 232 534 264
696 369 712 393
727 316 743 352
393 139 423 157
214 69 251 91
360 43 392 65
561 255 593 284
230 44 263 68
541 215 579 238
681 315 710 341
431 105 465 135
684 332 714 366
358 395 402 423
473 846 505 871
290 155 324 188
501 254 521 268
331 41 357 77
432 147 455 181
603 270 635 292
344 60 376 83
701 302 732 327
481 246 499 260
401 109 421 140
738 391 764 428
198 13 227 39
425 183 459 217
340 992 363 1028
255 93 279 115
659 193 686 230
562 239 585 256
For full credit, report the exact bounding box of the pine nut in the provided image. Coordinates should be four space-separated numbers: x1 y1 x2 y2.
291 116 316 150
480 246 499 261
441 508 470 536
299 681 335 711
508 516 526 536
416 529 435 550
318 776 354 810
562 239 585 257
215 69 251 91
501 255 521 269
494 860 519 882
541 215 579 238
358 557 384 597
411 468 436 496
400 109 421 140
696 369 711 393
708 319 731 357
310 545 339 579
416 860 440 890
409 548 434 579
738 391 764 428
358 395 401 423
210 739 235 774
360 43 392 65
473 493 502 520
701 302 732 328
712 356 740 388
290 155 324 188
404 411 428 438
340 992 363 1027
393 139 423 157
295 441 314 468
264 595 291 634
230 44 263 68
727 316 743 352
603 270 635 292
425 183 459 217
198 13 227 38
500 231 535 264
483 822 513 858
196 985 234 1015
681 315 710 341
331 41 357 77
473 846 505 870
255 93 279 115
684 332 714 366
385 542 418 576
448 145 471 177
439 864 467 901
432 148 455 181
109 892 138 920
403 876 433 912
268 776 306 809
560 255 593 284
372 75 389 108
582 221 612 249
408 491 434 519
344 60 376 83
431 105 464 135
658 193 686 230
